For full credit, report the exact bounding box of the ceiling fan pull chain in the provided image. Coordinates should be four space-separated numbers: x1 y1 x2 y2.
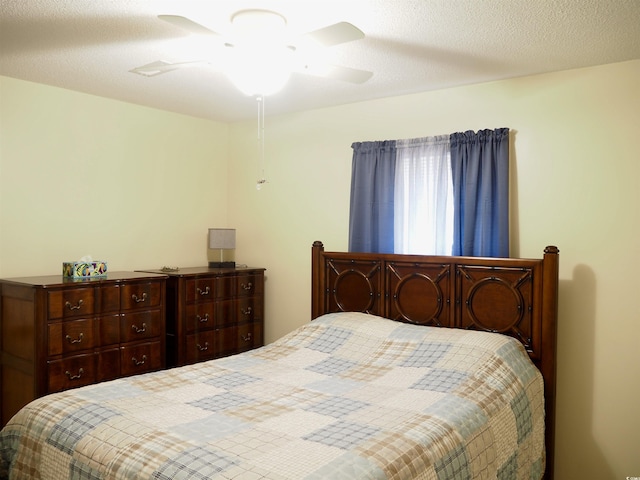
256 95 267 190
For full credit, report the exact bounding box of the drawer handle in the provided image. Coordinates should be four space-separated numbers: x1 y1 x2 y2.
197 286 210 296
131 323 147 334
132 355 147 366
65 333 84 344
131 293 148 303
197 342 209 352
65 368 84 380
241 282 253 291
197 314 209 323
242 332 252 343
65 299 84 311
241 307 253 316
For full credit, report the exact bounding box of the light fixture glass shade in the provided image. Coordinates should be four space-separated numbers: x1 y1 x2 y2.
208 228 236 268
225 45 294 96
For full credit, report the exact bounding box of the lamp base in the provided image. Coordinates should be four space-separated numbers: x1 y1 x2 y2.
209 261 236 269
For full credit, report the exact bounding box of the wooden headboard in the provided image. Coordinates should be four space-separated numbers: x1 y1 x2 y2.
311 241 559 480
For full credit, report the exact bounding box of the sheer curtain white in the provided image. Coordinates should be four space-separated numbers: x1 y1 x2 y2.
394 135 453 255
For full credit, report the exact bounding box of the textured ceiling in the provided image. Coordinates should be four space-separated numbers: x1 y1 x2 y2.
1 0 639 122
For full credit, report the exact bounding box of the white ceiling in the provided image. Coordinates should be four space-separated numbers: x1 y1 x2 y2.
1 0 639 122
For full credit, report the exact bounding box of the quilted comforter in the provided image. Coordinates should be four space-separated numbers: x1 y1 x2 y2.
0 312 545 479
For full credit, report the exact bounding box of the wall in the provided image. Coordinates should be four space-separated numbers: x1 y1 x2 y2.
228 60 640 479
0 76 230 275
1 60 638 479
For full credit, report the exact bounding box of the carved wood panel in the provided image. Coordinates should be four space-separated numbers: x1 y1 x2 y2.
324 259 383 317
386 262 451 326
456 265 537 353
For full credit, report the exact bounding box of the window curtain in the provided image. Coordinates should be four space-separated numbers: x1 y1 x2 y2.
349 128 509 257
348 141 397 253
450 128 510 257
394 136 453 255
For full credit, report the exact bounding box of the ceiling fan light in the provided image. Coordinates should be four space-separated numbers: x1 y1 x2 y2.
225 45 294 96
227 69 291 96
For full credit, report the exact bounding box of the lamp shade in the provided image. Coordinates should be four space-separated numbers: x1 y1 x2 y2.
208 228 236 249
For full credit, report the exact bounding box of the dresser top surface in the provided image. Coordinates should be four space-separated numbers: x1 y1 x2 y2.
137 266 265 277
0 271 167 287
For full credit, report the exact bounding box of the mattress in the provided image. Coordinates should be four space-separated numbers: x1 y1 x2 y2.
0 312 545 479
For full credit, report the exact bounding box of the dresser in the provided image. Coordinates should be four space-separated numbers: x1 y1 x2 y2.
0 272 167 427
138 267 265 367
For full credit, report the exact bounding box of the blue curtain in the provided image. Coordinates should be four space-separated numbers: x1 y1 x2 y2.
348 141 396 253
450 128 510 257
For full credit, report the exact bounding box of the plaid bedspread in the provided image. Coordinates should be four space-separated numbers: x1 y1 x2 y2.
0 312 545 479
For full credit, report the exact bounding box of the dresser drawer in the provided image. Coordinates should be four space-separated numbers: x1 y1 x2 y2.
120 341 162 376
185 327 237 363
120 282 161 311
237 322 264 353
119 310 162 343
185 300 238 333
47 287 95 319
236 274 263 297
185 276 234 303
236 296 263 324
48 353 96 392
48 318 97 355
184 302 217 333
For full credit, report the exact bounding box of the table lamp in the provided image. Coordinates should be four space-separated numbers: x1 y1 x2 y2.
208 228 236 268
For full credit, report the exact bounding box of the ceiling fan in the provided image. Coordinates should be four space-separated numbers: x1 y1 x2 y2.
130 10 373 96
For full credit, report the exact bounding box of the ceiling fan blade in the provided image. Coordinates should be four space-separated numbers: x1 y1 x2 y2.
158 15 222 38
298 63 373 84
301 22 364 47
129 60 206 77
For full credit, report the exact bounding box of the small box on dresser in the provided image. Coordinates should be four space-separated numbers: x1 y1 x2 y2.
137 266 265 368
0 271 167 427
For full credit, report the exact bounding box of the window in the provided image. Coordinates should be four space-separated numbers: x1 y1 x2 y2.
349 128 510 257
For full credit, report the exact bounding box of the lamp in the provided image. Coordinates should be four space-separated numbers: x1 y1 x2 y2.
224 9 293 97
208 228 236 268
225 45 293 96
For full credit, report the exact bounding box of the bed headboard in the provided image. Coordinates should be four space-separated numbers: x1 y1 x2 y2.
311 241 559 480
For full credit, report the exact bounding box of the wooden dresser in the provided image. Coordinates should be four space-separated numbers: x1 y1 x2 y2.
0 272 167 427
138 267 265 368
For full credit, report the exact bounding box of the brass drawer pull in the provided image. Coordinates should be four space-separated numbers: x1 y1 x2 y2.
65 299 84 311
241 307 253 316
132 355 147 366
131 293 147 303
65 333 84 344
131 323 147 334
197 314 209 323
242 332 252 343
241 282 253 291
197 286 210 296
65 368 84 380
197 342 209 352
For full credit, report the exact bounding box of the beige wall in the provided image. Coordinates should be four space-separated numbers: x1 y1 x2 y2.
2 59 639 478
0 76 230 274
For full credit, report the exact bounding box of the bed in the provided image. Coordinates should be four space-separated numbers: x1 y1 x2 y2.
0 242 559 480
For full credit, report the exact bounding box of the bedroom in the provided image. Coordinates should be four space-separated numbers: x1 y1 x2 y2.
0 3 639 480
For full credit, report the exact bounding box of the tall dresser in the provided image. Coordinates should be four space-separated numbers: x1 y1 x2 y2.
138 267 265 368
0 271 167 427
